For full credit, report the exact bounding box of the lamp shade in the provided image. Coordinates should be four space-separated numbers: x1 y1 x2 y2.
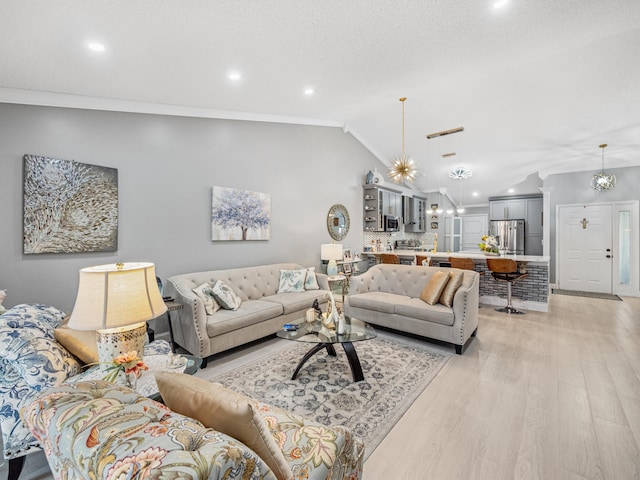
321 244 343 261
68 262 167 330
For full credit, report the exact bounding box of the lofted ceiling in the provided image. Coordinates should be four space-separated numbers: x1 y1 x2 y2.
1 0 639 205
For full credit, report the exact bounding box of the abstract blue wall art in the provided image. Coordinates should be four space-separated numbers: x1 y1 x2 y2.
23 154 118 254
211 186 270 241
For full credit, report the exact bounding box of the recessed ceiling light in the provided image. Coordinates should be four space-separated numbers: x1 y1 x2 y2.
508 188 515 193
87 42 105 52
493 0 508 8
228 72 242 81
472 192 479 197
304 87 315 96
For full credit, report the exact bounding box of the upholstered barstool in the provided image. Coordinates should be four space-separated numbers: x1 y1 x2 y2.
415 255 432 266
448 257 476 271
485 258 529 314
379 253 400 264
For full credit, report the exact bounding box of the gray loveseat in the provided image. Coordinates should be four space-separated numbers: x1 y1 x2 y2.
344 264 479 354
166 263 330 365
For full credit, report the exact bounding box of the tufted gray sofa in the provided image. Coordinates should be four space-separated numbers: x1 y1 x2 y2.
344 264 479 354
165 263 330 366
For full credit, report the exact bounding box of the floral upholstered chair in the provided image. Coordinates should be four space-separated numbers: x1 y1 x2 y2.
0 304 171 479
23 380 364 480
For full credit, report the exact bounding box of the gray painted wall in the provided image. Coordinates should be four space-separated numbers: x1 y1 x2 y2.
544 165 640 283
0 104 382 323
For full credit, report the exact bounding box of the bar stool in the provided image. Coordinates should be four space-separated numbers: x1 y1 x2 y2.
415 255 432 266
485 258 528 314
379 253 400 264
448 257 475 270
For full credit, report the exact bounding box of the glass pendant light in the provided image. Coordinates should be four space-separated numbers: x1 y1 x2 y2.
591 143 616 191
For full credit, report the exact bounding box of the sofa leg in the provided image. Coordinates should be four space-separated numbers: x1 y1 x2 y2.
9 456 26 480
201 357 208 369
455 344 463 355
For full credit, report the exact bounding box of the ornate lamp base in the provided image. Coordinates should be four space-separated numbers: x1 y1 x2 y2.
96 322 147 371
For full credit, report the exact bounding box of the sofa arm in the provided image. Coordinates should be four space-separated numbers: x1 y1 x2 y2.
345 270 378 295
315 272 330 291
255 401 364 480
451 271 480 348
165 278 210 358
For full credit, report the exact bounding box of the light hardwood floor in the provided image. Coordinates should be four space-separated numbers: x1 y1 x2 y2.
365 294 640 480
10 294 640 480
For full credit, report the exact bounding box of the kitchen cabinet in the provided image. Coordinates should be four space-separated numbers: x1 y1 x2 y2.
382 190 402 217
404 196 426 232
363 186 403 231
525 197 543 255
363 186 383 232
490 199 526 220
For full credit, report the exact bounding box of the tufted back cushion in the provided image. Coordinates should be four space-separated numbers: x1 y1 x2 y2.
360 264 476 298
169 263 306 301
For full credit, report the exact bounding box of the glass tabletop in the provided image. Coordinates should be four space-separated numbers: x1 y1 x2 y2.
277 317 376 344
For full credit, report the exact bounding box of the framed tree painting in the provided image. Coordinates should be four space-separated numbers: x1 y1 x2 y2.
23 154 118 254
211 186 271 241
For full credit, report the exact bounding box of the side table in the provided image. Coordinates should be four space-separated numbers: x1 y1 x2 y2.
327 274 347 303
164 300 184 353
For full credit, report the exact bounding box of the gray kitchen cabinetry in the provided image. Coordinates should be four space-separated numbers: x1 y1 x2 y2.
525 197 543 255
489 199 526 220
363 185 403 231
404 196 426 233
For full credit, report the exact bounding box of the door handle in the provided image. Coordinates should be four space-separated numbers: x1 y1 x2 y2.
606 255 612 258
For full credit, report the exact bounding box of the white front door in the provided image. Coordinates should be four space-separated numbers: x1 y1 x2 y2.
557 204 613 293
460 214 488 252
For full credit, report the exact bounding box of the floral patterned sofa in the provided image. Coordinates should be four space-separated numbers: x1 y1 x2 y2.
23 380 364 480
0 303 171 478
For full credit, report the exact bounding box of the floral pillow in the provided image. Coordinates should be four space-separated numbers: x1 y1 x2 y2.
192 283 221 315
304 267 320 290
278 269 306 293
211 280 242 311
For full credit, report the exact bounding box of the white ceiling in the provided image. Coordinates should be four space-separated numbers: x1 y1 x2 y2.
2 0 639 205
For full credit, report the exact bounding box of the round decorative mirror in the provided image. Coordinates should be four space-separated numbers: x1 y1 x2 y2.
327 204 350 241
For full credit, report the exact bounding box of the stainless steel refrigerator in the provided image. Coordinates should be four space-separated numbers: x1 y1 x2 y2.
489 219 525 255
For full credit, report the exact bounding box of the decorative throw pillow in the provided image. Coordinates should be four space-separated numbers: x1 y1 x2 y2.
304 267 320 290
54 326 99 364
192 283 220 315
211 280 242 310
277 269 306 293
419 270 450 305
155 372 293 480
438 271 464 307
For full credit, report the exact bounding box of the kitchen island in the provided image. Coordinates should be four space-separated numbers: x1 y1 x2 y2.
367 250 550 312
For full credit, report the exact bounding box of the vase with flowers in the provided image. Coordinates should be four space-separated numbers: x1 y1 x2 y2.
478 235 500 255
101 351 149 388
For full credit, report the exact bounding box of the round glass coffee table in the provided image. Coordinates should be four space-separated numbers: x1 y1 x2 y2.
277 317 376 382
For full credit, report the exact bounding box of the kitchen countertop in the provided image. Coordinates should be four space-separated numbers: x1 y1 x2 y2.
367 250 550 265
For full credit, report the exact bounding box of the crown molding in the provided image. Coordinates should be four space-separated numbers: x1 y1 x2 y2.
0 88 344 128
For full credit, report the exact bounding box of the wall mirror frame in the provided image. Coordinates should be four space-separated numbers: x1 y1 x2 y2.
327 204 350 241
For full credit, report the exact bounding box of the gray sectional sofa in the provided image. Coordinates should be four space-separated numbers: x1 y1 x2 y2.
165 263 330 365
344 264 480 354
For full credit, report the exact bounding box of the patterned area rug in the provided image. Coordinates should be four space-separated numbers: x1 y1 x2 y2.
552 289 622 301
211 336 450 459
